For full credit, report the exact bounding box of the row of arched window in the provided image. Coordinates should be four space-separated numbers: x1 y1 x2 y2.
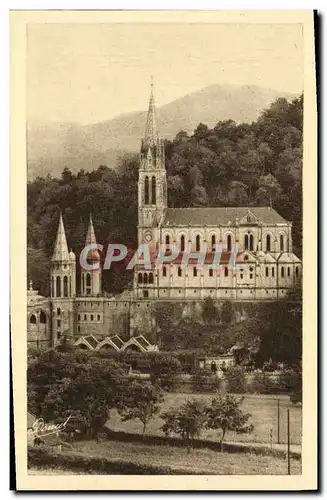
144 176 156 205
138 273 154 284
29 311 47 324
51 276 71 298
163 233 287 253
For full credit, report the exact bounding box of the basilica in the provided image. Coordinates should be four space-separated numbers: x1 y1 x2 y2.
27 85 302 350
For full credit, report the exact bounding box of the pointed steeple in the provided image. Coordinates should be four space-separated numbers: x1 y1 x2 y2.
52 212 70 262
85 214 97 245
144 77 157 146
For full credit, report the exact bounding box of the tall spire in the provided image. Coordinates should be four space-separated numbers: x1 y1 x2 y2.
85 214 97 245
144 77 157 145
52 212 70 261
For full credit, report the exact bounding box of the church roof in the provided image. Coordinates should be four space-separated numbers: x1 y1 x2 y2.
163 207 288 226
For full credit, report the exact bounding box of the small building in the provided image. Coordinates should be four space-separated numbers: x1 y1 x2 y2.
197 354 236 372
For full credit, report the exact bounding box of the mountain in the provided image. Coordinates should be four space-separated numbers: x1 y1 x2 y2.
27 83 298 179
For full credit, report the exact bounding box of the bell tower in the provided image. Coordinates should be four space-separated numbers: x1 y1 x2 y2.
138 79 167 249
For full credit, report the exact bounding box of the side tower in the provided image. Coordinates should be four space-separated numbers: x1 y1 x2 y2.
80 215 102 297
50 213 76 345
138 81 167 250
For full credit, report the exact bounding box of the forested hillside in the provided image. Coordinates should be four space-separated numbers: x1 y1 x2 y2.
27 96 303 296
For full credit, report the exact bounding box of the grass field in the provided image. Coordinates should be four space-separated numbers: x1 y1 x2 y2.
107 393 302 446
71 439 301 475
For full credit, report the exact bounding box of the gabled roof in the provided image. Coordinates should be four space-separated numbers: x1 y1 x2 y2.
135 335 151 349
110 335 124 347
163 207 287 226
84 335 99 349
256 251 276 263
277 252 301 263
236 250 257 263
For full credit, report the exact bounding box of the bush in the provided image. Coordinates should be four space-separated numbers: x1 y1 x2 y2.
190 371 221 393
225 366 246 393
278 369 302 395
149 354 182 391
250 372 279 395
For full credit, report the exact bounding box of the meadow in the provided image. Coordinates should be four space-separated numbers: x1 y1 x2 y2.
107 393 302 447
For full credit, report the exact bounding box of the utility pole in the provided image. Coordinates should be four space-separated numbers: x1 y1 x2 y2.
287 408 291 475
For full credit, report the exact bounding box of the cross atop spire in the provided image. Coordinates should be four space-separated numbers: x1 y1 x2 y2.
144 77 157 146
52 212 70 262
85 214 97 245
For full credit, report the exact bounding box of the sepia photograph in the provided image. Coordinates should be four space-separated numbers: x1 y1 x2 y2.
10 10 317 490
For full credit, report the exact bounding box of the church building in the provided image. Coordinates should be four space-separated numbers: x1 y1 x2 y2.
27 84 302 350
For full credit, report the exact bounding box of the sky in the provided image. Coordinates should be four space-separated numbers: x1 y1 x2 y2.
27 23 303 125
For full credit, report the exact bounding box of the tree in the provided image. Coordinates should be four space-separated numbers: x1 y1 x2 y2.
28 350 126 439
149 354 182 391
117 380 163 435
224 366 247 393
161 399 207 452
205 395 253 451
202 296 219 325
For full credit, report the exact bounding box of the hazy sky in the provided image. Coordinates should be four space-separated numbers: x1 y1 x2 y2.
27 23 303 125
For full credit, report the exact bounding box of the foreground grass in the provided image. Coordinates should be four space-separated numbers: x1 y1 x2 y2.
71 439 301 475
107 393 302 446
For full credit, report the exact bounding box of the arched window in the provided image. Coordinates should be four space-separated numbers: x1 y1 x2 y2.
266 234 271 252
196 235 201 252
39 311 46 324
193 267 197 277
280 234 284 252
57 308 61 316
265 267 269 277
144 176 149 205
56 276 61 297
151 176 156 204
63 276 68 297
249 267 254 279
287 267 290 277
143 273 148 285
281 266 285 278
149 273 154 284
178 267 182 277
224 267 228 277
211 235 216 252
30 314 36 324
296 267 299 277
165 235 170 246
84 314 87 321
163 266 167 277
244 234 249 250
86 273 91 287
97 314 100 321
81 274 85 293
249 234 254 251
180 235 185 252
272 267 275 278
90 315 94 321
209 268 213 277
227 234 232 252
78 314 81 321
138 273 143 284
51 277 54 297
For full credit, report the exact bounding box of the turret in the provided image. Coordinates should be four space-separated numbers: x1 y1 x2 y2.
50 212 76 298
80 214 102 297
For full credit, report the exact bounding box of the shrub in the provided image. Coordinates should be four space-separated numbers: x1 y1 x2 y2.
149 354 182 391
250 371 279 395
190 371 221 393
278 369 302 395
224 366 246 393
